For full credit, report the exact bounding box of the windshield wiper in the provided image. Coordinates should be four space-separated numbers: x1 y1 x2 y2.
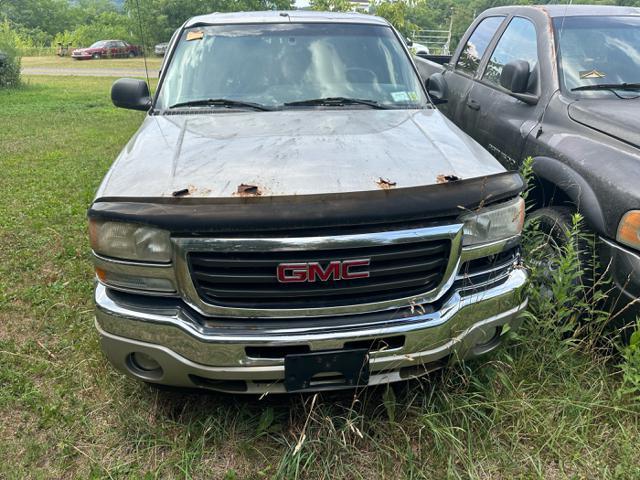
571 83 640 92
283 97 392 109
169 98 274 111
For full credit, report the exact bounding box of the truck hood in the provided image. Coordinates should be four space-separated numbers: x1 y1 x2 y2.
96 109 505 199
568 99 640 149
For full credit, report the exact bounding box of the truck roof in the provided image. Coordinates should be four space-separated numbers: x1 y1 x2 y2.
184 10 390 28
486 4 640 18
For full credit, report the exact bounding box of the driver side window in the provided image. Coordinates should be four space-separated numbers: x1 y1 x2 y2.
483 17 539 92
456 16 505 76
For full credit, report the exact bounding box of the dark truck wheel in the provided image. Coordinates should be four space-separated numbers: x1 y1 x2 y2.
528 206 575 251
526 206 591 284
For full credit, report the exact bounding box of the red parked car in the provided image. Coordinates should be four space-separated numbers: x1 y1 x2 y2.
71 40 142 60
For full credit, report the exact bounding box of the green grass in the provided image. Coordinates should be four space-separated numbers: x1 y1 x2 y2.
1 76 639 479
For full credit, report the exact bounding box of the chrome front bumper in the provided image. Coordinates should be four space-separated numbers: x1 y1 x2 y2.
96 268 528 394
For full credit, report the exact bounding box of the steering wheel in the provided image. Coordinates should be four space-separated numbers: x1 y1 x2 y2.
345 67 377 84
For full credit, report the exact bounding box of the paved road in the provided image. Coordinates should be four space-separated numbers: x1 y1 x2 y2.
22 67 159 78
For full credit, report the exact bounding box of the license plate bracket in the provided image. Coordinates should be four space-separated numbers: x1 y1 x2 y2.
284 349 370 392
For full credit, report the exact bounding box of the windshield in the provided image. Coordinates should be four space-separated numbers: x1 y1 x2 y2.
89 41 108 49
155 23 428 110
554 16 640 96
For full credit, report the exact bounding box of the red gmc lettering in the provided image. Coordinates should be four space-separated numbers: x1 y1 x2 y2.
277 263 308 283
276 259 371 283
307 261 341 282
342 259 370 279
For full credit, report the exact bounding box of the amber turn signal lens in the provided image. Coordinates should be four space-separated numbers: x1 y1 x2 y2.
617 210 640 250
95 267 107 283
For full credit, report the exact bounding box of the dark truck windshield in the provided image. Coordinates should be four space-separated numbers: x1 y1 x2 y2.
155 23 428 110
554 16 640 96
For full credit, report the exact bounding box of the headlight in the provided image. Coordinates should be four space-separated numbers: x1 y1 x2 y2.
460 197 525 246
617 210 640 251
89 220 172 262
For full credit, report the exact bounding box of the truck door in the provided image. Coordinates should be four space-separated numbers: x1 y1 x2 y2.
440 16 506 127
463 16 542 170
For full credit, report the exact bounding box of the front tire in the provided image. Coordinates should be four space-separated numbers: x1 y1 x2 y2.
92 53 101 60
526 206 589 283
527 206 576 251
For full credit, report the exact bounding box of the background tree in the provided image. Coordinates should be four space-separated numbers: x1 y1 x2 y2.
0 20 21 87
373 1 416 37
310 0 352 12
2 0 640 51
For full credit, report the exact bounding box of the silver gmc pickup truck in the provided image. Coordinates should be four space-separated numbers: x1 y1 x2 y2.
89 11 528 393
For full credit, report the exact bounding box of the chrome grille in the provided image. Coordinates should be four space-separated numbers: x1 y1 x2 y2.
188 239 451 309
175 225 463 315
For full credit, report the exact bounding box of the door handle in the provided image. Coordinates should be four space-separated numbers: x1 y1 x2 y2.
466 99 480 111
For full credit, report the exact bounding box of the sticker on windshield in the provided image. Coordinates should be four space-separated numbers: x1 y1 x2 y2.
580 69 606 79
391 91 410 102
407 91 419 101
186 31 204 41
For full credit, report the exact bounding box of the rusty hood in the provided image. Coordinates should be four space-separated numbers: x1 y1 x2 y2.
95 109 505 199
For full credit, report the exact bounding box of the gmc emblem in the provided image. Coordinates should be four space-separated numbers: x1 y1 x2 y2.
277 259 371 283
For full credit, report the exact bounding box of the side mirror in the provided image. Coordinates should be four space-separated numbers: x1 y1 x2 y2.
499 60 530 94
426 73 447 105
111 78 151 111
405 37 413 47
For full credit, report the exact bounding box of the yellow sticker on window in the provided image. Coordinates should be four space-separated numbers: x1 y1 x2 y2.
186 31 204 41
580 69 606 79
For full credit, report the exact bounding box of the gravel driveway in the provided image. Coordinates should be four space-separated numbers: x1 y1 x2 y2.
22 67 159 78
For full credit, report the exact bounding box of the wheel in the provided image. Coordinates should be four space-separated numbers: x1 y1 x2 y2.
525 206 589 286
92 53 101 60
527 206 576 253
128 51 136 58
345 67 377 84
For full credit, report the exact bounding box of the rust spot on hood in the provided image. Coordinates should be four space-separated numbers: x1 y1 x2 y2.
436 174 461 184
376 177 397 190
235 183 262 197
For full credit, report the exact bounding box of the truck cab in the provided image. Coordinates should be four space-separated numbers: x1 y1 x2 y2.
90 11 527 394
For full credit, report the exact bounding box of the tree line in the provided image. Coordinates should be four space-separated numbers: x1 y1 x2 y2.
1 0 639 53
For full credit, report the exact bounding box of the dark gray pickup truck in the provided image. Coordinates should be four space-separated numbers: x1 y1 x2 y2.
416 5 640 326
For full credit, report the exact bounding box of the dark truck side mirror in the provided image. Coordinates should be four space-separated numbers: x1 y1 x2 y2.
111 78 152 111
499 60 539 105
425 73 448 105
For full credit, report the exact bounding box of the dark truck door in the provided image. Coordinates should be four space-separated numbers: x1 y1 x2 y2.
440 16 506 126
463 16 542 170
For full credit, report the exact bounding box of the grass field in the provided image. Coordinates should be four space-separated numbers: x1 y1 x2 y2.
1 75 639 479
22 56 163 71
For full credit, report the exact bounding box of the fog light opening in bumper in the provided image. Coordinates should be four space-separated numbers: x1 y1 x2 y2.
126 352 163 380
472 326 503 355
